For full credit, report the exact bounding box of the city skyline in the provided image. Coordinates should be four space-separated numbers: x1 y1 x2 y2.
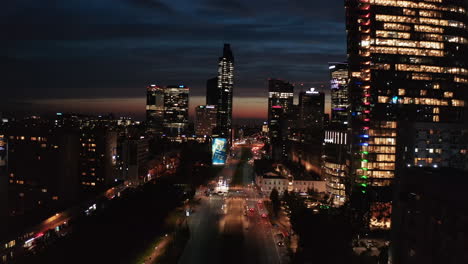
2 0 467 263
2 0 345 119
6 93 333 122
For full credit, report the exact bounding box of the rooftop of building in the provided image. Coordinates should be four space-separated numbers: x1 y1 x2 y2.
262 172 283 179
281 160 321 181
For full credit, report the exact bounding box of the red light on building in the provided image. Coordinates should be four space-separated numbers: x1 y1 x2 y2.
360 4 370 10
361 20 371 26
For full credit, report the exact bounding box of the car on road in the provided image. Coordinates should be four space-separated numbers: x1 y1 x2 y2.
277 241 284 247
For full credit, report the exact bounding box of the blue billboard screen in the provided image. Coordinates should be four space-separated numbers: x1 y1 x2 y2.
212 138 227 165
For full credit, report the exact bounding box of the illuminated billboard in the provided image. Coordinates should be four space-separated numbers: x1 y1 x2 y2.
212 138 227 165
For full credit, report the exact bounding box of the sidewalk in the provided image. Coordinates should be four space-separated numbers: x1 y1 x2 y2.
143 235 173 264
270 208 298 254
137 192 203 264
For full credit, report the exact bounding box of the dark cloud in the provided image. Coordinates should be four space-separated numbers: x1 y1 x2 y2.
125 0 173 10
2 0 347 116
197 0 250 17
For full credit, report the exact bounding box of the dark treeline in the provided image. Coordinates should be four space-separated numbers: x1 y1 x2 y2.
15 178 188 264
284 192 386 264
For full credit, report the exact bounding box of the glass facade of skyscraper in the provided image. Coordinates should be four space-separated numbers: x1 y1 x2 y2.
146 84 165 135
163 85 189 137
329 63 350 125
268 79 294 160
346 0 468 230
216 44 234 138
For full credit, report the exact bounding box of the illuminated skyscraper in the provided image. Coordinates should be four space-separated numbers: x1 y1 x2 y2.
346 0 468 229
215 44 234 138
268 79 294 160
323 64 350 206
329 62 350 125
163 85 189 136
146 84 165 134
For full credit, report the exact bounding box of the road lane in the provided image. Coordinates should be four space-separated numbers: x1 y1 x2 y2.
178 195 223 264
179 146 287 264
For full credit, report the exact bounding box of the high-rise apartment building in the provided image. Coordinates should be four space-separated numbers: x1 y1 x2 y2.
286 104 301 141
163 85 189 137
195 105 217 137
7 126 80 214
146 84 165 135
299 88 325 130
268 79 294 160
80 128 117 191
119 137 149 183
215 44 234 138
346 0 468 229
329 62 350 125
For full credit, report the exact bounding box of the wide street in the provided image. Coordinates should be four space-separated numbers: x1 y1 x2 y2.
178 146 289 264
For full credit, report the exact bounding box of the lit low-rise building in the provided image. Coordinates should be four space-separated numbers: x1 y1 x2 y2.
256 172 326 196
256 172 289 195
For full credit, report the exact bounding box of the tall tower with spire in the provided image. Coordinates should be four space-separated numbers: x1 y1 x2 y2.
215 44 234 139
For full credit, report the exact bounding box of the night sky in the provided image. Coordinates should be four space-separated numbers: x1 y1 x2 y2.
2 0 346 121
